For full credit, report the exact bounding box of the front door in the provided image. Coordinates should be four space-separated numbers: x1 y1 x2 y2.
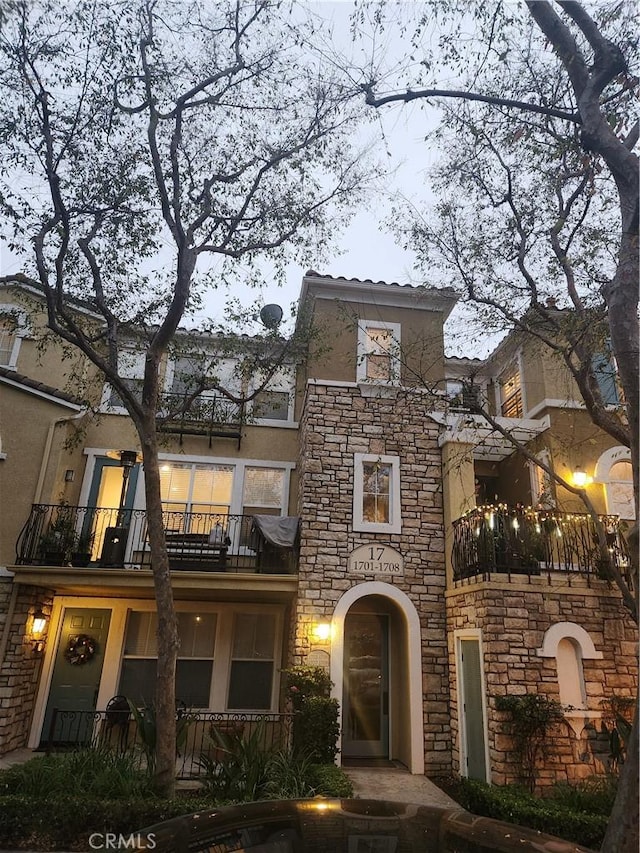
342 612 389 758
41 608 111 746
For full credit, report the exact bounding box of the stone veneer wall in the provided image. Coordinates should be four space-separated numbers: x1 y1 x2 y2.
295 382 451 775
446 579 638 787
0 578 54 754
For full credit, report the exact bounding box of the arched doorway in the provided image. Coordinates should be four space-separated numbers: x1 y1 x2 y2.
330 582 424 774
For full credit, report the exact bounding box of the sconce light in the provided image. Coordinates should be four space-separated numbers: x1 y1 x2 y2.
311 621 331 643
30 608 48 655
572 467 591 488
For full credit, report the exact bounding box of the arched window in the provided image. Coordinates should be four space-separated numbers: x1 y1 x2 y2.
595 447 635 521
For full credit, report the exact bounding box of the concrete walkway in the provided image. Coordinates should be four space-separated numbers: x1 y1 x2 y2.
0 747 33 770
345 767 459 809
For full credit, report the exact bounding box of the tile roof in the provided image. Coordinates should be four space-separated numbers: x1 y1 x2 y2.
0 365 83 407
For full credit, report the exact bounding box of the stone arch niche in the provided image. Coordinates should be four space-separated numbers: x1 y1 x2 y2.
537 621 602 736
330 581 424 774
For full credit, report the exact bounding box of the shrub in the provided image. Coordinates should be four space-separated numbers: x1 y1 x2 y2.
283 666 340 764
452 778 609 850
307 763 353 797
547 775 618 815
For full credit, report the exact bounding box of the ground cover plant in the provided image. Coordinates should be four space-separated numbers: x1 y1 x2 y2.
0 749 352 851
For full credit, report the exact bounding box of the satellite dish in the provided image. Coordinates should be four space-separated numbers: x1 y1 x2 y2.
260 304 284 329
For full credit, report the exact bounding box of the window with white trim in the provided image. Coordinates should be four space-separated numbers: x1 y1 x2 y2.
353 453 401 534
119 610 216 707
0 306 27 369
499 364 523 418
357 321 401 384
595 447 636 521
227 612 276 709
250 367 295 422
103 348 145 410
240 466 285 546
529 450 556 509
159 462 233 532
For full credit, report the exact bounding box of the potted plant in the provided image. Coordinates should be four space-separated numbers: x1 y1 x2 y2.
38 506 78 566
71 528 95 567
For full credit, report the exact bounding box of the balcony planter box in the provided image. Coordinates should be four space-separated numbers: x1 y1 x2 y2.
71 551 93 568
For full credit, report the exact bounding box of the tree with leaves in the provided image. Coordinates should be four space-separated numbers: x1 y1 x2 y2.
359 3 637 849
0 0 366 795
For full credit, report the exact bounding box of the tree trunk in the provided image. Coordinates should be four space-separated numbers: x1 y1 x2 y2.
600 699 639 853
140 419 179 797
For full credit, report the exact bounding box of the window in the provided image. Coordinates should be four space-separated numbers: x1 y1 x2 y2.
103 348 145 410
499 366 523 418
227 613 276 709
250 366 294 422
595 447 636 521
592 348 620 406
446 380 481 411
529 450 556 509
167 355 242 423
119 610 216 707
241 466 285 546
353 453 401 534
160 462 233 532
0 306 27 369
357 321 401 384
252 390 290 421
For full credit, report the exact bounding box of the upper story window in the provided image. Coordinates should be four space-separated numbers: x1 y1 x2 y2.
160 462 234 522
446 380 482 411
250 366 295 423
529 450 556 509
595 446 635 521
167 355 242 422
499 364 523 418
357 321 401 384
103 348 145 411
0 306 27 369
353 453 401 534
592 350 621 406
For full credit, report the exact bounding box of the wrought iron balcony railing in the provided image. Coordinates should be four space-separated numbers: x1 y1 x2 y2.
452 504 632 587
158 392 244 446
16 504 298 574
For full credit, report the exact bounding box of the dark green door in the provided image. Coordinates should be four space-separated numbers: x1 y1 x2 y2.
343 613 389 758
41 608 111 746
459 638 488 781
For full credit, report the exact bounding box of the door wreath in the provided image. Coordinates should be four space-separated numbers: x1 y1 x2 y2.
64 634 97 665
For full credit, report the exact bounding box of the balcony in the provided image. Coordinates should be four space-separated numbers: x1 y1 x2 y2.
16 504 298 575
452 504 632 586
158 392 245 447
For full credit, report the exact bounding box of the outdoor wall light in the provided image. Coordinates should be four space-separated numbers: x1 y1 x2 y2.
30 607 48 655
311 621 331 643
572 467 592 488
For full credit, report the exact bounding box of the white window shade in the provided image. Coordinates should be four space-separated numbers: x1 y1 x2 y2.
243 468 285 508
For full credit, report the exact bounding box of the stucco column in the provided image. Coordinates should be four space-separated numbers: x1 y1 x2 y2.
441 441 476 586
